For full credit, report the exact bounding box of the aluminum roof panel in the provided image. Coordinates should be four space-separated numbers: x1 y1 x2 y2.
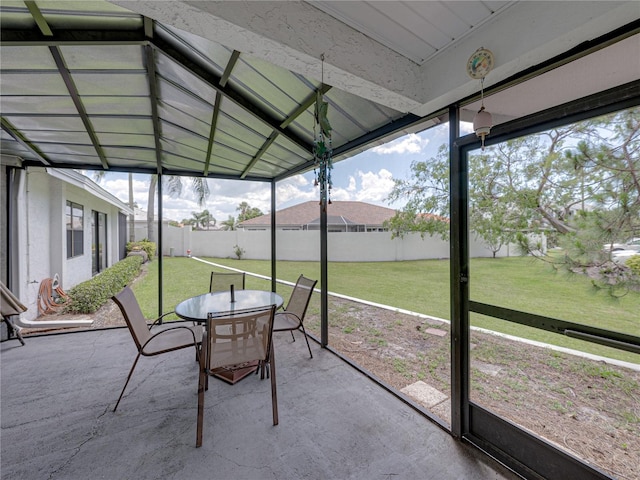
72 72 149 96
157 104 211 139
96 132 156 149
0 72 68 95
1 96 77 115
83 96 152 116
16 129 93 146
161 122 209 152
91 117 154 135
6 115 86 132
157 78 214 123
60 45 143 71
0 45 57 69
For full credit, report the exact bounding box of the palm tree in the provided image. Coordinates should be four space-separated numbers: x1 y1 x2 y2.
92 172 210 243
201 209 216 230
147 176 209 242
220 215 237 231
188 209 216 230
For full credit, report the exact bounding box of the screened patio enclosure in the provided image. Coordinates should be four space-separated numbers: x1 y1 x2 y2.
1 2 639 480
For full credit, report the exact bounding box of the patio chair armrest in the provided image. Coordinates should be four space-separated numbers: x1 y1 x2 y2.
148 311 176 330
141 325 201 350
274 311 301 321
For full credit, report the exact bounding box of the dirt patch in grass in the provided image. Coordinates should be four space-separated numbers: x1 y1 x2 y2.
305 296 640 480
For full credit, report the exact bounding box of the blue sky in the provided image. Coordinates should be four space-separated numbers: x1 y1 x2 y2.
92 122 471 223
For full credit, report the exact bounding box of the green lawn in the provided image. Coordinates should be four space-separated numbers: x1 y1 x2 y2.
135 256 639 363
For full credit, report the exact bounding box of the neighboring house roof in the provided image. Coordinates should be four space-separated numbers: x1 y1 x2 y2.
47 169 133 215
238 201 397 228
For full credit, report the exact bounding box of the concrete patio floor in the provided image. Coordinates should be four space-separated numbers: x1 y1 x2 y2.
1 327 521 480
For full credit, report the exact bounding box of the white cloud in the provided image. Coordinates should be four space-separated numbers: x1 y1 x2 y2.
355 169 395 203
372 133 429 155
276 175 317 207
329 169 395 205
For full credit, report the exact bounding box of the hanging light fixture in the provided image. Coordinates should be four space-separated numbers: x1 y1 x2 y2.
466 47 495 150
313 54 333 208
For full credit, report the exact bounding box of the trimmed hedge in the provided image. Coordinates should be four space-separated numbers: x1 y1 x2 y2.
126 240 156 259
626 255 640 277
64 255 144 314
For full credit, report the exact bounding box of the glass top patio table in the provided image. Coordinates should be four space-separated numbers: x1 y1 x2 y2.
175 290 284 323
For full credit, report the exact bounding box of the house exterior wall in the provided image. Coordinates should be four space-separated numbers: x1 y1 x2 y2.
15 170 128 321
161 227 538 262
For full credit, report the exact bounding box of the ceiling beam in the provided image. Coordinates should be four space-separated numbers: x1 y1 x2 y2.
48 46 109 170
144 44 163 176
24 1 53 37
281 84 332 129
203 93 221 177
203 49 239 176
0 117 51 166
241 133 277 179
241 83 333 178
220 50 240 87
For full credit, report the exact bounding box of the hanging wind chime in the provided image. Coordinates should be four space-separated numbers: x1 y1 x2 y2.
466 47 494 150
313 54 333 209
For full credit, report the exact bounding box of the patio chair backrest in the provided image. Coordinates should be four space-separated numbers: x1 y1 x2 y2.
205 305 276 371
209 272 246 293
284 275 317 321
112 286 152 351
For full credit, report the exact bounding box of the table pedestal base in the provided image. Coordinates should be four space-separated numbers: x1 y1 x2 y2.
211 361 259 384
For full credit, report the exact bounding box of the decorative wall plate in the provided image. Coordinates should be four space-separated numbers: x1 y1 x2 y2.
466 47 494 79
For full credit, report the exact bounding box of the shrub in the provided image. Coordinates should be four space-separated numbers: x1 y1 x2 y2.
626 255 640 277
126 240 156 259
233 244 245 260
64 255 143 313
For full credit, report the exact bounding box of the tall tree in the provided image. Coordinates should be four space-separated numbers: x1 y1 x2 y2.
146 176 210 242
236 201 263 223
386 108 639 289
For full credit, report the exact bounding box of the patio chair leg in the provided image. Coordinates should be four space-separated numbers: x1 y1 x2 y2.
196 359 206 447
4 318 25 346
114 353 141 412
289 331 296 342
270 349 278 426
300 325 313 359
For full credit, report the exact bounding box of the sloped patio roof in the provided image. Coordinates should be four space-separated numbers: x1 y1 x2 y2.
1 1 637 181
0 1 432 181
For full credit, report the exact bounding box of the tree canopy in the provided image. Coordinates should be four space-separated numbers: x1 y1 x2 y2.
386 108 640 291
236 201 263 223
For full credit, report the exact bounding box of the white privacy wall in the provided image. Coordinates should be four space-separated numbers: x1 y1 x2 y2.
161 227 529 261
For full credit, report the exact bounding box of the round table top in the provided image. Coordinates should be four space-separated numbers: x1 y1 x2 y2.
175 289 284 323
